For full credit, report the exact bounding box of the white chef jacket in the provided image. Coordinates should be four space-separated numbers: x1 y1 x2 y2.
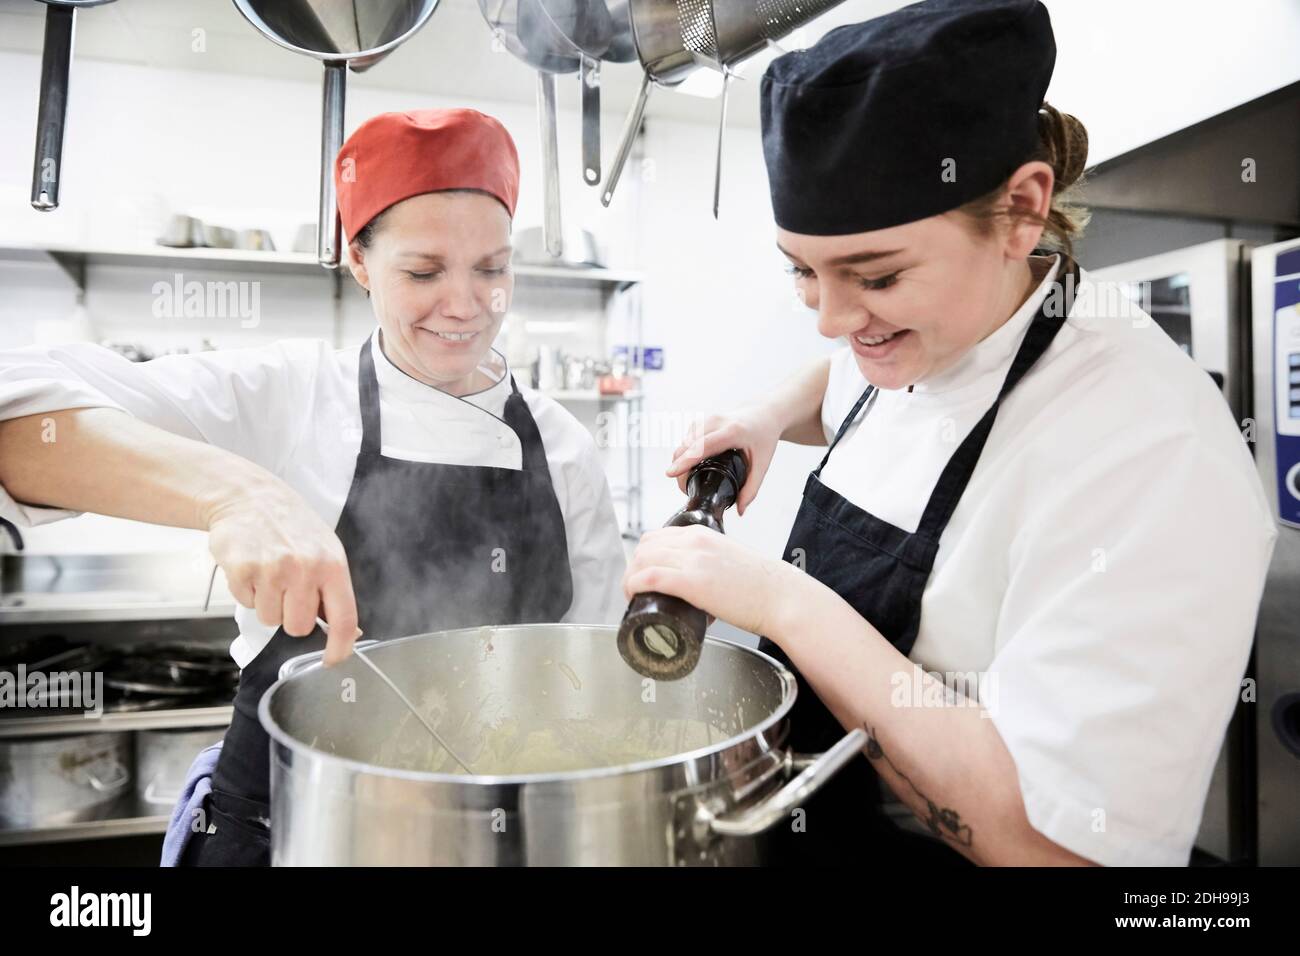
818 255 1277 867
0 329 628 667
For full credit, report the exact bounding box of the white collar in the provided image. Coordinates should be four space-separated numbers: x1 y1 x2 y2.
368 328 512 417
908 254 1062 397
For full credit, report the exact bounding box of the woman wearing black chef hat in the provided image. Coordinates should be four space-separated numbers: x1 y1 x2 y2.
625 0 1276 866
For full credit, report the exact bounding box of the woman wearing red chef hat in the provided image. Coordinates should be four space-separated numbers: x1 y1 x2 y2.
0 109 628 865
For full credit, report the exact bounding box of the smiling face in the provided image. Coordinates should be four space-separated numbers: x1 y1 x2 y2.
346 191 513 396
778 162 1055 390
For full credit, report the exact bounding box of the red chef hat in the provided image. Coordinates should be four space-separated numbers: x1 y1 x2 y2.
334 108 520 240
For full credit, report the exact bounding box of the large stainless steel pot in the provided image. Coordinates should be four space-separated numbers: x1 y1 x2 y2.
0 731 132 829
135 727 227 812
513 224 604 268
260 624 864 866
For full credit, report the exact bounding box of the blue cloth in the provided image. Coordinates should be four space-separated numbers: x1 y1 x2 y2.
160 741 223 867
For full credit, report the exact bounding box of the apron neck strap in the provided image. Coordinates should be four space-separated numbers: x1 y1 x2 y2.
504 379 550 474
814 385 877 476
357 337 383 459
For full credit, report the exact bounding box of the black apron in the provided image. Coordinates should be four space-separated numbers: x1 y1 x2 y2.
759 255 1077 866
181 337 574 866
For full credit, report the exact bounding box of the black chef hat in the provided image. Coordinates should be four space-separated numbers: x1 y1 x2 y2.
761 0 1056 236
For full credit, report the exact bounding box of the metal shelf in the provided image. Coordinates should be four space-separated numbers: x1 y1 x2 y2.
0 597 237 625
545 390 642 403
0 553 237 625
0 707 231 847
0 241 643 292
0 810 170 847
513 263 643 290
0 705 232 740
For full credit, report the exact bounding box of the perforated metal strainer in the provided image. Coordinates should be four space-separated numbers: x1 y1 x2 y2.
603 0 846 216
713 0 844 66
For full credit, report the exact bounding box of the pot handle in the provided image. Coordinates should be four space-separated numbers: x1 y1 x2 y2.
30 4 75 210
705 727 867 837
601 71 651 208
85 758 130 793
279 640 379 680
317 61 346 268
581 56 601 186
538 71 562 258
142 780 178 807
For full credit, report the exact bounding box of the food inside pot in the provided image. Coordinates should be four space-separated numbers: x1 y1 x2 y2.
268 625 787 778
379 714 734 775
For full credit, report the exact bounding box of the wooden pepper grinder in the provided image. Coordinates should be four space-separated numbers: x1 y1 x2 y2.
618 449 749 681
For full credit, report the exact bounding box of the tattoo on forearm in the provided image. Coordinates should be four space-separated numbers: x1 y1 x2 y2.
863 724 973 848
